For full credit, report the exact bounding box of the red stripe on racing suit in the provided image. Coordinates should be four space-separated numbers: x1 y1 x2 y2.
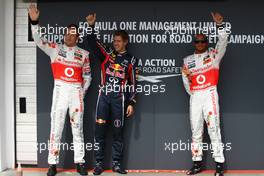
51 62 83 83
190 68 219 91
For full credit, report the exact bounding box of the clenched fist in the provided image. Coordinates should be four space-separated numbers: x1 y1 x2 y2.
28 4 40 22
211 12 224 25
86 13 96 26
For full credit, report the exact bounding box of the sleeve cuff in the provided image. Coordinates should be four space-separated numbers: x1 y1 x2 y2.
128 99 136 107
31 20 39 25
216 23 225 30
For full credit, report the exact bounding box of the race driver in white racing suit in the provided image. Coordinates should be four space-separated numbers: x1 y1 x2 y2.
182 12 229 176
28 5 91 176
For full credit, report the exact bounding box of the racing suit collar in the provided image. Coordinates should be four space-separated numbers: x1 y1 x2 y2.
63 44 77 51
116 50 127 56
194 50 208 58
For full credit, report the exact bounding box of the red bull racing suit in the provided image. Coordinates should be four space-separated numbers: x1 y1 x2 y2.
87 28 137 163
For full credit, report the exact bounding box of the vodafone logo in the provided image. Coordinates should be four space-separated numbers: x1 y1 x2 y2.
65 68 74 77
196 74 206 85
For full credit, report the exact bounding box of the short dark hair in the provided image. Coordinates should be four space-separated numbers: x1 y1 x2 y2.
114 30 129 42
67 24 79 37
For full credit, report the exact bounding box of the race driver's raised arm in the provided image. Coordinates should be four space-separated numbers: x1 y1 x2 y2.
28 4 57 58
86 13 109 62
211 12 229 65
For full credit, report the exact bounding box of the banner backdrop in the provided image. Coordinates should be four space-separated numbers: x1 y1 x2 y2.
36 0 264 169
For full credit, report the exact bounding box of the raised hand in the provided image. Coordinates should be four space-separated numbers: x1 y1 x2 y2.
211 12 224 25
28 4 40 21
86 13 96 26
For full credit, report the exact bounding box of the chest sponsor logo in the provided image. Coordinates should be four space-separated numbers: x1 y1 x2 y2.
106 64 125 79
74 51 83 61
190 69 219 91
187 59 196 69
106 68 125 79
121 60 129 67
109 77 119 84
196 74 206 85
58 49 67 57
110 64 125 72
64 67 75 78
188 63 196 69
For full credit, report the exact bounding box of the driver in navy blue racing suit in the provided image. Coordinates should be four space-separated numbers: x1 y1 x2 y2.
86 13 137 175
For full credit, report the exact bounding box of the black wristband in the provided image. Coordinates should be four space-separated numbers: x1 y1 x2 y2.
128 100 136 107
31 20 39 25
216 23 225 30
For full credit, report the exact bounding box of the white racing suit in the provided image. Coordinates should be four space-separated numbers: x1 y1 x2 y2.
182 27 228 163
31 24 92 164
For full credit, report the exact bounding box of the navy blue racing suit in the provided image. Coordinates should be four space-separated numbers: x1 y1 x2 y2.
87 27 137 163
